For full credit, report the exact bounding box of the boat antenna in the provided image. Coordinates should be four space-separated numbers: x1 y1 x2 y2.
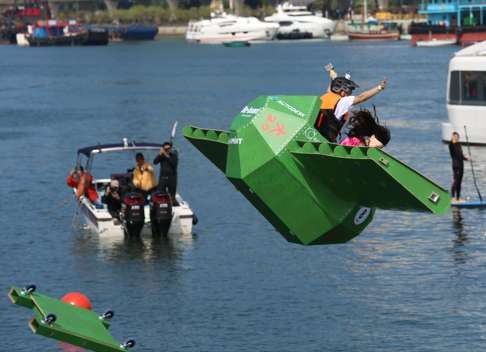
463 125 483 202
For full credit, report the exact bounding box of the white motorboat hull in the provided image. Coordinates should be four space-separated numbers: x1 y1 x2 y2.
263 2 335 39
77 193 194 237
442 105 486 145
187 29 276 44
272 22 334 39
416 39 456 47
442 43 486 145
186 14 278 44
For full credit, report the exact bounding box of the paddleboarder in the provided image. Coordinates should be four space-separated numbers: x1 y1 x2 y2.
449 132 469 202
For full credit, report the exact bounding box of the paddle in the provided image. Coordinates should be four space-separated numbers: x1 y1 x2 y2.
463 125 483 202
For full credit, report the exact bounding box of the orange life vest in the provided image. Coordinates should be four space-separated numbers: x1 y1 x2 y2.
320 91 341 110
315 91 343 142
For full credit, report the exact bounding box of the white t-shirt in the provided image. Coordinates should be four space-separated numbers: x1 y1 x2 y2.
334 96 355 120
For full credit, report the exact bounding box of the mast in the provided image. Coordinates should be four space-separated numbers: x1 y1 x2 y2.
361 0 368 30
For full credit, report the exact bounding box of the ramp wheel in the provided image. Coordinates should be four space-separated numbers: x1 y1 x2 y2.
42 313 57 325
100 310 114 320
121 339 136 349
21 285 36 295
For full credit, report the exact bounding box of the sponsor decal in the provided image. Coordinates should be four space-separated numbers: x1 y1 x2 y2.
228 137 244 145
261 114 287 136
276 99 305 118
354 207 371 225
240 106 261 115
304 127 318 141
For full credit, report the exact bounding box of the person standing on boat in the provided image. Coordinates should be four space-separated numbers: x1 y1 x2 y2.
449 132 469 202
154 142 178 202
316 65 387 142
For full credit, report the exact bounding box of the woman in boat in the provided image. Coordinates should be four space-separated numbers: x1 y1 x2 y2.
449 132 468 202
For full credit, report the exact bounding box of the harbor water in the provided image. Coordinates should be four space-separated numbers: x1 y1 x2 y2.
2 39 486 352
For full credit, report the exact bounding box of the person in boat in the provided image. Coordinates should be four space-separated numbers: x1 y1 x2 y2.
66 167 101 207
449 132 469 202
102 179 122 219
316 69 387 142
153 142 178 203
340 109 391 148
132 153 157 194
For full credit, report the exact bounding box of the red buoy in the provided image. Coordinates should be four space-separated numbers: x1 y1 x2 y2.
61 292 92 310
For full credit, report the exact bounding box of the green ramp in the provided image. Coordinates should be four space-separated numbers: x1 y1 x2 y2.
8 286 134 352
184 95 450 245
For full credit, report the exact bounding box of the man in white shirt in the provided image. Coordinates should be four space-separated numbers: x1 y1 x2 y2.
316 74 387 142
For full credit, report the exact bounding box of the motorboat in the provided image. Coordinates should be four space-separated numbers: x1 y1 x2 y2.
416 38 457 47
16 20 108 47
264 2 335 39
442 41 486 144
70 140 196 237
347 30 399 41
186 12 278 44
346 0 399 41
416 32 456 47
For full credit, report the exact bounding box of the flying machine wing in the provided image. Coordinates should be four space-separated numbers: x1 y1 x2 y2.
291 141 450 215
183 126 229 172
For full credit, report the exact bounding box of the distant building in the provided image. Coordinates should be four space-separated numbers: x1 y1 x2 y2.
419 0 486 27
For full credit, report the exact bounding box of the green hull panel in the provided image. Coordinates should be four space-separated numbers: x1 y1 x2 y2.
184 95 450 245
8 287 129 352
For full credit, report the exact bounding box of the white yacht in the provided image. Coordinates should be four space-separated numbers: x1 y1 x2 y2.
186 12 279 44
264 2 335 39
442 41 486 144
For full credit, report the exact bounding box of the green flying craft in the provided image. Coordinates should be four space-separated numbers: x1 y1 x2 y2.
184 95 450 245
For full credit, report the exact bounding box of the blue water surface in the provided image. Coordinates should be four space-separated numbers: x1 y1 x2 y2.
2 39 486 352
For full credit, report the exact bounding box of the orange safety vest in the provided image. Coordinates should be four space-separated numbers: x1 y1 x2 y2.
315 91 343 142
320 91 342 110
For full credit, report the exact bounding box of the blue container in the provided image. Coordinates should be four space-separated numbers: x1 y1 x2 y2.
33 27 48 38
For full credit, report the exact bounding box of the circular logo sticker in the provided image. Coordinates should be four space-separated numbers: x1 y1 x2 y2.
354 207 371 225
304 127 317 141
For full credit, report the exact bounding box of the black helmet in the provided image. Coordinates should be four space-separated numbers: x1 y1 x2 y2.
331 76 359 95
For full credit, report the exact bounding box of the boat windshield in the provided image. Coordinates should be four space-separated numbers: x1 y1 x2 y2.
80 148 161 180
449 70 486 106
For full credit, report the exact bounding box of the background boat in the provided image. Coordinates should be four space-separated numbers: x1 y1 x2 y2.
416 38 457 47
186 12 278 44
442 41 486 145
17 20 108 46
264 2 335 40
346 0 399 41
105 24 159 41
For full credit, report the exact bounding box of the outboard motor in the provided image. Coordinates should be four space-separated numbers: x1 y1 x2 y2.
150 191 173 236
120 192 145 237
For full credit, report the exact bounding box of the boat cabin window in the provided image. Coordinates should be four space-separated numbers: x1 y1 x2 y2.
449 70 486 105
